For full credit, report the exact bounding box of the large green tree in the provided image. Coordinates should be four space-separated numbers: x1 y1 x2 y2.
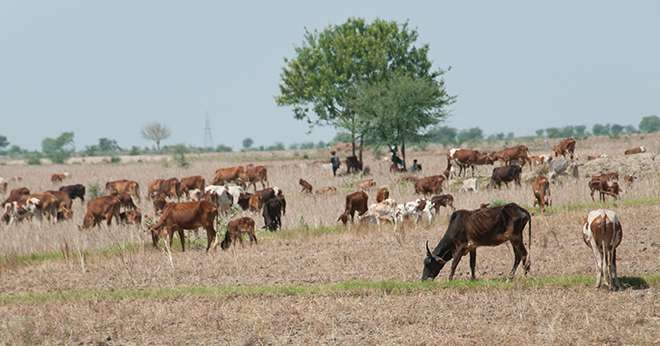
639 115 660 133
42 132 75 164
351 74 453 169
276 18 444 157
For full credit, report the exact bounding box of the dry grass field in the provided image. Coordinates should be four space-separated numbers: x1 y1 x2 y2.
1 134 659 345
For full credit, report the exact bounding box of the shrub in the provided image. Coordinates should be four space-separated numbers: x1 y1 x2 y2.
110 156 121 164
87 182 102 199
26 154 42 165
172 145 190 168
129 146 141 156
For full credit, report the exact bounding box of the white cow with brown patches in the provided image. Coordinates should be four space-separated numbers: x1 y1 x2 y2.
582 209 623 291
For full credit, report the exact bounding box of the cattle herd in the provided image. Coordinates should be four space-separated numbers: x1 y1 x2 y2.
0 138 650 291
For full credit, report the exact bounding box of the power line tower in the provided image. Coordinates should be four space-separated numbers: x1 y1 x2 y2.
203 113 214 149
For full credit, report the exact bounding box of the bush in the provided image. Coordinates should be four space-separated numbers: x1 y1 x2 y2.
26 154 42 165
172 145 190 168
215 144 233 153
129 146 141 156
110 156 121 164
87 182 102 199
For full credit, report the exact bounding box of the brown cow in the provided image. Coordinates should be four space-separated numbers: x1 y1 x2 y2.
81 195 122 229
119 209 142 226
358 178 376 191
24 192 62 223
147 179 164 200
299 179 313 194
553 138 576 159
46 190 73 221
624 146 646 155
149 200 218 252
582 209 623 290
589 179 620 202
240 165 269 191
430 194 455 213
180 176 205 199
623 174 637 187
159 178 181 200
237 192 253 211
493 145 530 167
338 191 368 225
448 149 494 177
105 179 141 202
315 186 337 195
376 186 390 203
51 172 70 184
212 166 245 185
2 187 30 206
414 175 445 195
531 176 551 213
219 216 257 249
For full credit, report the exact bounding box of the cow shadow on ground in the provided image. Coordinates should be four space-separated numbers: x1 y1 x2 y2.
620 276 650 290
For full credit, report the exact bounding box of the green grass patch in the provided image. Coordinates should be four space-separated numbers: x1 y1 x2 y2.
2 274 657 305
528 195 660 215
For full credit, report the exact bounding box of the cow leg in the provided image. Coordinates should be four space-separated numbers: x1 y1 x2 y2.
611 248 620 290
469 250 477 280
508 240 522 280
448 246 465 280
178 229 185 252
205 226 216 253
589 239 604 288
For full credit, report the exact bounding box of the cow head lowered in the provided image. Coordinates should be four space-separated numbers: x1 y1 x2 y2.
422 240 452 280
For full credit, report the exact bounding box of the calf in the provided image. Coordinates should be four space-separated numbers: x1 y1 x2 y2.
262 197 284 231
414 175 445 195
430 194 455 213
149 200 218 252
623 174 637 187
531 176 551 213
490 165 522 188
376 186 390 203
299 179 313 194
582 209 622 290
51 172 70 184
105 179 141 202
624 146 646 155
422 203 532 281
338 191 369 225
220 216 257 249
315 186 337 195
81 195 122 229
59 184 86 202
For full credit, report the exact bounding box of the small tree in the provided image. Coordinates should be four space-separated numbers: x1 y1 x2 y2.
242 137 254 150
592 123 610 136
639 115 660 133
535 129 545 138
0 135 9 152
42 132 75 164
457 128 483 144
610 124 624 137
98 138 121 152
141 122 171 151
427 126 458 146
574 125 587 138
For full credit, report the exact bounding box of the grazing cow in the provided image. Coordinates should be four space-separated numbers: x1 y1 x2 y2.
421 203 532 281
492 145 530 167
105 179 141 202
81 195 122 229
589 179 620 202
248 187 284 212
448 148 494 177
459 178 479 192
158 178 181 201
414 175 445 195
582 209 623 290
152 195 169 215
149 200 218 252
59 184 86 202
553 138 577 159
2 187 30 206
490 165 522 188
531 176 551 213
430 194 455 213
299 179 313 194
624 146 646 155
46 190 73 220
338 191 369 225
213 166 245 185
358 178 376 191
119 209 142 226
240 165 269 191
376 186 389 203
237 192 252 211
262 197 284 231
24 192 61 223
51 172 70 184
395 199 434 226
147 179 164 199
0 178 7 194
315 186 337 195
359 198 398 225
179 175 205 199
220 216 257 249
345 156 363 174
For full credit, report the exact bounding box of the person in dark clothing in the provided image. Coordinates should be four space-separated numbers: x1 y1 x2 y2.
390 146 404 169
411 159 422 173
330 151 341 176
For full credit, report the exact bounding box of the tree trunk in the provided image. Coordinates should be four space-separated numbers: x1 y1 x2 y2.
358 133 364 165
156 140 161 152
401 137 406 170
351 131 356 157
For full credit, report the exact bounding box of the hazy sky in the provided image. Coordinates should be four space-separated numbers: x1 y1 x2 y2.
1 1 659 150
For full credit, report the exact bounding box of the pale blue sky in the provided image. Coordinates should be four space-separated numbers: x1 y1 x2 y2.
1 1 658 150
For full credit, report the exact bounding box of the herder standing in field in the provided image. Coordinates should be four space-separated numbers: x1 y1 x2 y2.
330 151 341 176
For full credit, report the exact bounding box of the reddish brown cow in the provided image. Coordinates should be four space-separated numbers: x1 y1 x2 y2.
149 200 218 252
219 216 257 249
531 176 551 213
180 176 205 199
338 191 369 225
119 209 142 226
81 195 122 229
147 179 164 200
105 179 141 202
589 179 620 202
2 187 30 206
553 138 577 159
213 166 245 185
414 175 445 195
624 146 646 155
240 165 269 191
299 179 313 193
493 145 530 167
51 173 69 184
376 186 390 203
448 149 494 177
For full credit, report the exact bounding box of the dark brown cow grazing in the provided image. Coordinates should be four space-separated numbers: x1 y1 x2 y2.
299 179 313 193
180 176 205 199
237 192 252 211
531 176 551 213
240 165 269 191
422 203 532 281
338 191 369 225
105 179 141 202
51 173 69 184
81 195 122 229
220 217 257 249
624 146 646 155
414 175 445 195
59 184 86 202
490 165 522 188
430 194 455 213
493 145 530 167
589 179 620 202
345 156 363 173
376 186 390 203
315 186 337 195
149 200 218 252
553 138 577 159
212 166 245 185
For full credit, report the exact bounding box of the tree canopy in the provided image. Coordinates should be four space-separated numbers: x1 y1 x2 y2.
42 132 75 164
141 122 171 151
639 115 660 133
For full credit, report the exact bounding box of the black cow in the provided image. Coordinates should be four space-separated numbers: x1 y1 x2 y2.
262 197 283 231
421 203 532 281
489 165 522 188
345 156 363 174
59 184 86 202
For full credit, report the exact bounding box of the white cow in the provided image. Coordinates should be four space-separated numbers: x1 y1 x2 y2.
204 185 245 212
395 199 434 225
459 178 479 192
359 198 397 225
582 209 623 290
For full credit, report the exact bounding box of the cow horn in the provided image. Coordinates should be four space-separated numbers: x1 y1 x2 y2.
425 241 433 257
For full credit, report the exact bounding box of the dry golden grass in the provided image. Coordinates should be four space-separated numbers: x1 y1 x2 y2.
0 133 659 344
